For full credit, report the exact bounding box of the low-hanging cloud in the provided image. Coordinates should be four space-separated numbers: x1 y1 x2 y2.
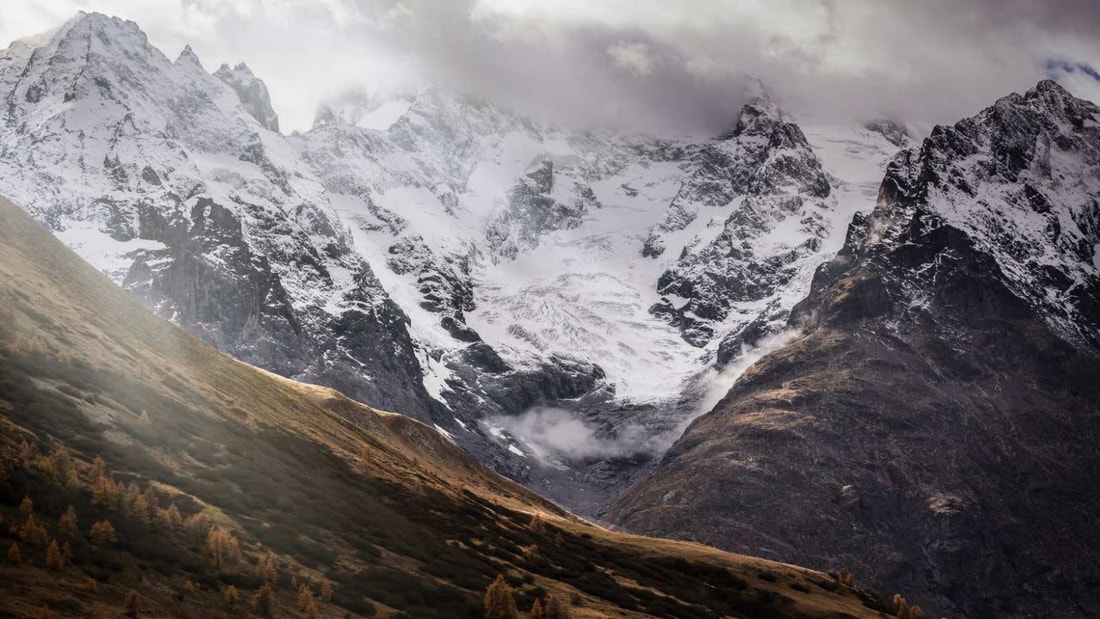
2 1 1099 134
487 407 657 464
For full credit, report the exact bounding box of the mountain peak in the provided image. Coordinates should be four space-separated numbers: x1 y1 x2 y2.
214 61 280 132
175 44 203 69
725 77 788 138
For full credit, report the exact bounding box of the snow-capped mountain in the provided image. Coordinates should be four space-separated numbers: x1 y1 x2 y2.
870 79 1100 348
0 12 905 507
0 13 434 422
610 80 1100 618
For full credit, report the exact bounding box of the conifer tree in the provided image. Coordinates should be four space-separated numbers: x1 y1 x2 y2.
838 567 856 588
90 455 106 480
90 520 117 545
319 581 334 603
484 575 519 619
530 598 544 618
253 583 276 619
299 584 319 619
223 585 240 608
19 514 48 546
58 506 79 539
256 552 278 582
19 495 33 518
297 584 314 609
46 539 63 571
7 541 20 564
156 504 182 529
544 593 570 619
34 606 51 619
124 590 139 617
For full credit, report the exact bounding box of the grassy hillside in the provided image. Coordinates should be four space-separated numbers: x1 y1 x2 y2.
0 193 888 618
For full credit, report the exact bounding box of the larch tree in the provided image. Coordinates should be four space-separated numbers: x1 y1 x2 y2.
58 506 79 539
7 541 20 564
223 585 240 608
483 575 519 619
89 520 117 545
253 583 276 619
46 539 63 571
123 590 139 617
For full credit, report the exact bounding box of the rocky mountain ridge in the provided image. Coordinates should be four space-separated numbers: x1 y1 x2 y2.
609 80 1100 618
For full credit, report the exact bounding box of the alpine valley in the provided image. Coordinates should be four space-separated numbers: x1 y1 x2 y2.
1 10 1098 619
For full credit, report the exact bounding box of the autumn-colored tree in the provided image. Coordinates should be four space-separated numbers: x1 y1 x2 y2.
894 593 909 619
138 410 151 425
299 584 319 619
297 584 314 609
142 488 160 512
19 515 48 546
61 542 72 567
544 594 570 619
837 567 856 588
183 579 196 596
89 520 117 545
128 493 150 523
123 589 139 617
17 440 35 467
46 539 63 571
224 585 240 608
65 466 81 488
253 583 276 619
34 606 51 619
91 475 119 508
185 512 210 538
530 598 544 618
206 527 241 567
7 542 21 564
58 506 79 539
90 455 106 480
319 581 334 603
484 575 519 619
84 577 99 593
256 552 278 582
156 503 182 529
19 495 33 518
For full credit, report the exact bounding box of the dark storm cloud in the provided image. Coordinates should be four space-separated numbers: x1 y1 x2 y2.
345 0 1100 135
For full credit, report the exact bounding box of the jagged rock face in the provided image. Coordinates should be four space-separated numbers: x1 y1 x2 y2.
214 62 280 132
646 92 834 346
876 79 1100 349
609 81 1100 617
0 13 434 421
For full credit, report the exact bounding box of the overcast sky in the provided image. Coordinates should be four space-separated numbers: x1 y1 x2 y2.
2 0 1099 135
